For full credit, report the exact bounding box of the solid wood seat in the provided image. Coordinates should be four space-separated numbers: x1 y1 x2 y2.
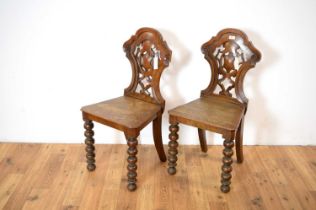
81 28 172 191
169 95 245 133
167 28 261 193
82 96 161 130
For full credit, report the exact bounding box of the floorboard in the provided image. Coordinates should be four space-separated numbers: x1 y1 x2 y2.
0 143 315 210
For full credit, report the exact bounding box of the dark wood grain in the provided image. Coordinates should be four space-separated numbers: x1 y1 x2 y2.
81 27 171 191
167 28 261 193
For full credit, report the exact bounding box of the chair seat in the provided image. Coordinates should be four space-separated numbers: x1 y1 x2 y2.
168 95 246 133
81 96 161 131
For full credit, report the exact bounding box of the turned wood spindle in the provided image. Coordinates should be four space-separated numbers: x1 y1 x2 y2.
84 120 96 171
167 123 179 175
127 136 138 191
220 138 234 193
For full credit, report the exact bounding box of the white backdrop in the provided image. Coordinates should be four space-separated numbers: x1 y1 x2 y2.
1 0 316 145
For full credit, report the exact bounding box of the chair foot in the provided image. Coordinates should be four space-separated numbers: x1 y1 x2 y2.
126 135 138 191
220 185 230 193
167 123 179 175
84 120 96 171
236 156 244 164
220 138 234 193
168 167 176 175
87 164 96 171
127 183 137 191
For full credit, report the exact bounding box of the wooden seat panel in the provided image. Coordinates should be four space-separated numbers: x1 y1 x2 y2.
169 95 245 133
81 96 161 130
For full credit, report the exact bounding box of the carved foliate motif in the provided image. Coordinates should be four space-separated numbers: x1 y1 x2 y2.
201 29 261 104
124 28 172 105
213 37 245 97
134 41 160 97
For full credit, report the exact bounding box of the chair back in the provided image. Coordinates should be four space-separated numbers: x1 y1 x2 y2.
124 28 172 107
201 28 261 105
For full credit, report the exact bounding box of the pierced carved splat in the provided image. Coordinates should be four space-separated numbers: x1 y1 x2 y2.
124 28 172 105
214 39 245 97
134 41 160 97
201 29 261 104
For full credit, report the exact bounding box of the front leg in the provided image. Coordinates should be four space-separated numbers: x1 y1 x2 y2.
126 135 138 191
220 137 234 193
167 123 179 175
84 120 96 171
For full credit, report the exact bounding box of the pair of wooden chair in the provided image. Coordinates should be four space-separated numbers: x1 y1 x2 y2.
81 27 261 193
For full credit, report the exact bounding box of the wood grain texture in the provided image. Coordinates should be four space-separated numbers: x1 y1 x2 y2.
169 95 245 133
81 96 161 131
0 143 315 210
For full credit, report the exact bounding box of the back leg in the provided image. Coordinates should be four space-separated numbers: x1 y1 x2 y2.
235 118 244 163
153 114 167 162
198 128 208 153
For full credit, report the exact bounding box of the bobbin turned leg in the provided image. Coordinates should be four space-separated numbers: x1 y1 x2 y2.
167 123 179 175
220 137 234 193
126 135 138 191
84 120 96 171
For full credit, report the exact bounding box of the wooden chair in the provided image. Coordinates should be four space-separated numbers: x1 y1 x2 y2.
167 28 261 193
81 28 172 191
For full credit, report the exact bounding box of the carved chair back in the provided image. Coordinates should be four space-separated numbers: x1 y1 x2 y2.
201 28 261 105
123 28 172 109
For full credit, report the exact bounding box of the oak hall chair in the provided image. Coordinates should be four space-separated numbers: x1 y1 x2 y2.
81 28 172 191
167 28 261 193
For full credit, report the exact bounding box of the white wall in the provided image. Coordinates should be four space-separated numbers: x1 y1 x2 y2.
1 0 316 145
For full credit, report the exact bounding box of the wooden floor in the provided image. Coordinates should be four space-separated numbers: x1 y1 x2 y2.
0 143 315 210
